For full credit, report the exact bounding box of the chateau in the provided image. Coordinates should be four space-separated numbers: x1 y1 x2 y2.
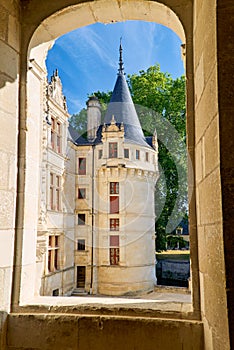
0 1 233 349
38 45 159 296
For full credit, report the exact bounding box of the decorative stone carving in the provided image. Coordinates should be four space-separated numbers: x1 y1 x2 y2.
38 201 47 228
36 232 47 262
47 69 68 111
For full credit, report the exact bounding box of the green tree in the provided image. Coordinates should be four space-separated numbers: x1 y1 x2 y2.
127 65 187 251
69 107 87 134
128 64 186 140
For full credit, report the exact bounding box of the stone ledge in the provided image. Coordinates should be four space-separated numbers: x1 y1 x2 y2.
6 313 204 350
11 291 200 321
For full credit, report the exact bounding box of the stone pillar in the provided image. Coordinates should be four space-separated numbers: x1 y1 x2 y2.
217 0 234 345
194 0 230 348
0 0 21 347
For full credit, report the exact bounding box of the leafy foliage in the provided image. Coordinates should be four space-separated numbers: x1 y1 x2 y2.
166 235 187 250
128 64 186 140
69 108 87 134
128 64 187 251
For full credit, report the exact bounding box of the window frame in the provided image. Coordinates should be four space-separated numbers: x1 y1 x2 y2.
110 195 119 214
78 157 86 175
51 117 62 154
78 188 86 199
110 218 119 231
110 235 120 266
98 149 103 159
47 235 60 273
124 148 129 158
77 239 86 251
136 149 140 160
110 182 119 194
109 142 118 158
78 213 86 225
49 173 61 211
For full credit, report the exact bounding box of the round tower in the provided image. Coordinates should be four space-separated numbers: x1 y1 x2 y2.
94 44 159 295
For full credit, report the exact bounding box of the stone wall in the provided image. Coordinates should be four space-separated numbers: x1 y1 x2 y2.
6 313 203 350
157 259 190 281
0 0 233 349
0 0 20 347
194 0 230 348
217 0 234 344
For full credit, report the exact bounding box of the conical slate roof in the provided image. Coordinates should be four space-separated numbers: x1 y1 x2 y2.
104 44 149 147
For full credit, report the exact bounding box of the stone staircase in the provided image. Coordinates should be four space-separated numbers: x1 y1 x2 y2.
71 288 88 296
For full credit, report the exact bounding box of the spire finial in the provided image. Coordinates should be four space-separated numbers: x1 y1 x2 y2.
118 37 124 74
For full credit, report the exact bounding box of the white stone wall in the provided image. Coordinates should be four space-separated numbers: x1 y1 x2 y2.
75 121 158 295
32 66 76 296
0 0 20 312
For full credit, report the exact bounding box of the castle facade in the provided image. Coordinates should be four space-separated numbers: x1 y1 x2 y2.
37 46 159 296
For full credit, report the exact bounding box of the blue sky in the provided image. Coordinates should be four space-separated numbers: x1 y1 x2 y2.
46 21 184 115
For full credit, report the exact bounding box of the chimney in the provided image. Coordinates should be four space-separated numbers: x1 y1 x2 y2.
87 96 101 141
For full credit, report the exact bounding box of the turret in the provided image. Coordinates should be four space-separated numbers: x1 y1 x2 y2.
87 96 101 141
104 43 149 147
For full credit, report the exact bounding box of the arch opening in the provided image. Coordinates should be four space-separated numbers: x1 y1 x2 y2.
16 0 198 315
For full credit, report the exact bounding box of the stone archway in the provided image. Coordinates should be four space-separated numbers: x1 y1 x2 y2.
0 0 232 349
28 0 186 50
15 0 199 310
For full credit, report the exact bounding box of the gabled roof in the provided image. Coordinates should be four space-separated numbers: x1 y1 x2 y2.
104 44 150 148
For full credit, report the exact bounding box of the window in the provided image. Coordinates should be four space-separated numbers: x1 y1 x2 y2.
109 142 118 158
110 218 119 231
78 213 86 225
110 235 119 265
124 148 129 158
98 149 103 159
50 173 53 209
110 182 119 214
146 152 149 161
77 239 85 251
110 182 119 194
49 173 61 211
136 150 140 160
48 235 59 273
78 188 86 199
52 289 59 296
51 117 62 153
78 158 86 175
110 196 119 214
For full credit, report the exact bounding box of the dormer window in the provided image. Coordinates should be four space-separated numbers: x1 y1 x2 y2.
109 142 118 158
